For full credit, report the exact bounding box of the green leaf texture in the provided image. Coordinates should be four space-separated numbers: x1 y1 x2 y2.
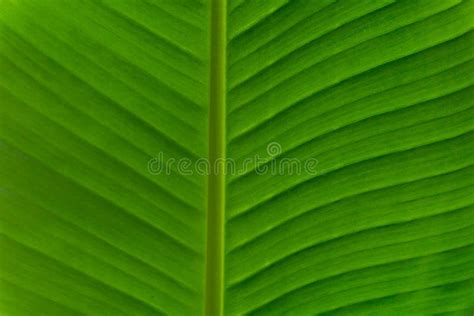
1 0 473 315
0 0 209 315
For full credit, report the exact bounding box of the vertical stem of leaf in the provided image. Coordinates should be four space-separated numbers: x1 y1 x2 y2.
205 0 226 315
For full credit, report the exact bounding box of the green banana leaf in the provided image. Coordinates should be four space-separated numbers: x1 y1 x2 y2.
0 0 473 315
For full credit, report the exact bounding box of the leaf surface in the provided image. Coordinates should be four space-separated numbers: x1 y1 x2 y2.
1 0 473 315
